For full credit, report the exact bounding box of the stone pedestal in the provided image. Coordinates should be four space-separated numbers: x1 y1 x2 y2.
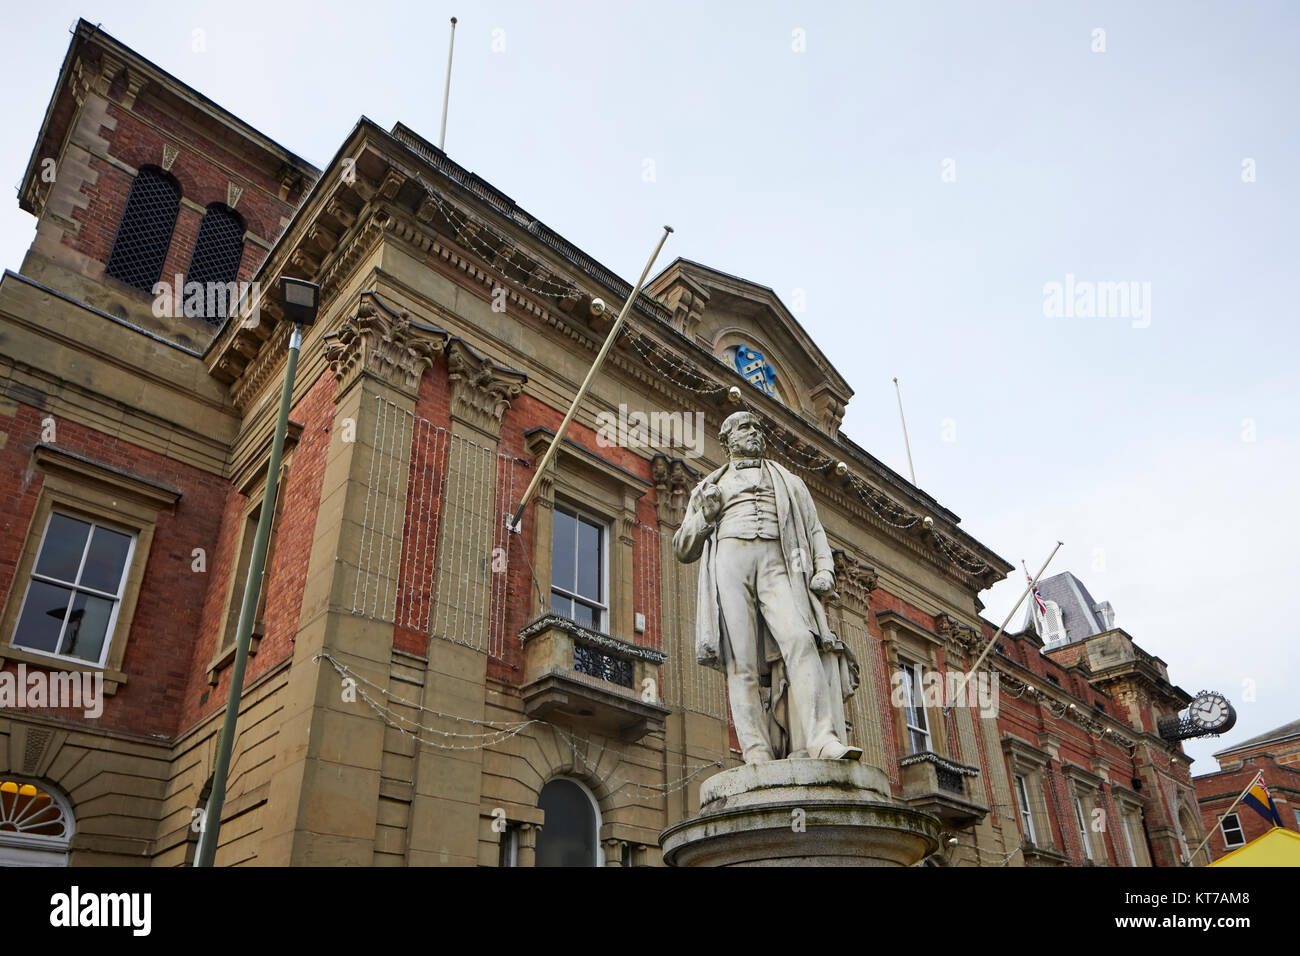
659 759 940 867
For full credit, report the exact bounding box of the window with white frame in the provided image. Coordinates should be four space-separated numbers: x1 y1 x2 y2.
1220 812 1245 849
1073 792 1095 861
10 511 135 665
550 504 608 631
1121 811 1141 865
897 660 931 755
1014 773 1037 845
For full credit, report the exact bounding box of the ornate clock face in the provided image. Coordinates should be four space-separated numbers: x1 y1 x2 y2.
1189 692 1231 731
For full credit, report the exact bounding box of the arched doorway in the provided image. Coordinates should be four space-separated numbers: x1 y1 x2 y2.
536 778 601 867
0 777 74 866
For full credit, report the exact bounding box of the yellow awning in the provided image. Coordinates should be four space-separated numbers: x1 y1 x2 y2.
1209 826 1300 867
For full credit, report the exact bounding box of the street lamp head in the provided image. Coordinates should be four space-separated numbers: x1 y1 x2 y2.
279 276 320 326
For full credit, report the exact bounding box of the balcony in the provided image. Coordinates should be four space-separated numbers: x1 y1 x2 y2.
518 614 670 742
898 751 988 828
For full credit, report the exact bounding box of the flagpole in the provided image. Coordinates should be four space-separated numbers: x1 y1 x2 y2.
439 17 457 151
507 225 673 534
1186 769 1264 866
892 377 917 485
944 541 1062 715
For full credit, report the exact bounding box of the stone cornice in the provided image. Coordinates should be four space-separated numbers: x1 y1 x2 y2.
993 667 1138 751
208 121 1009 595
1001 734 1052 769
32 444 182 510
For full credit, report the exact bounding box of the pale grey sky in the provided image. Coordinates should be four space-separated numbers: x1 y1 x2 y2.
3 1 1296 770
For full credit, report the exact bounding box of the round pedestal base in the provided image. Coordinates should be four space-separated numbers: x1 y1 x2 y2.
659 759 940 867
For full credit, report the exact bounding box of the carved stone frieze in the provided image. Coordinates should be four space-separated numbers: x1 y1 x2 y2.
323 296 447 397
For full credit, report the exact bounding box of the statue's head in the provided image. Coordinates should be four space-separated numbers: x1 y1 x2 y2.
720 411 766 460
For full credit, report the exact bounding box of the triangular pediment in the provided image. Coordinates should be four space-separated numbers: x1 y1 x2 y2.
645 258 853 433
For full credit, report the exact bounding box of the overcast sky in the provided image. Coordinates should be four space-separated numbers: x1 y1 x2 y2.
3 1 1296 771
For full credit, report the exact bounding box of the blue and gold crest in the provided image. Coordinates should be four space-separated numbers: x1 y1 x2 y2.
733 344 776 397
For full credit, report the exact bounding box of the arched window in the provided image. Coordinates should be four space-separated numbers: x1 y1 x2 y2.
0 778 74 866
104 166 181 292
535 778 600 867
185 203 246 321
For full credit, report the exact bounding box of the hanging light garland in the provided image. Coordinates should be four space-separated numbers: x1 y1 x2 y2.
315 654 723 797
415 183 586 302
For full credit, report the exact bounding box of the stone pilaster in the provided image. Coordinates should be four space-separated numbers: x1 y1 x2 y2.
259 298 443 865
407 339 526 865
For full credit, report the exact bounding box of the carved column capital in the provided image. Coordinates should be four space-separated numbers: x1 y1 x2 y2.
446 339 527 439
323 296 447 398
934 611 981 652
830 549 878 608
651 454 700 529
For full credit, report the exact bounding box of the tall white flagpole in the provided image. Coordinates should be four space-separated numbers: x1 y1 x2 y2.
893 376 917 486
507 226 674 533
439 17 458 151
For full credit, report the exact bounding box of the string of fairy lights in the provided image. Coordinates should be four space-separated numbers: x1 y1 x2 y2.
994 668 1137 750
415 180 585 302
314 653 721 800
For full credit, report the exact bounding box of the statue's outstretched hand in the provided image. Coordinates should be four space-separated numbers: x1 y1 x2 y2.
809 570 834 595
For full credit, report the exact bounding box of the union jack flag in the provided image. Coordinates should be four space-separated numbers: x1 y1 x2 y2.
1025 563 1047 617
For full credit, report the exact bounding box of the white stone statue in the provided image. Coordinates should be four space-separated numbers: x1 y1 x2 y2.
673 410 862 764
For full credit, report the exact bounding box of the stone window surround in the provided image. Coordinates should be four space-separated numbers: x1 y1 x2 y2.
876 610 950 762
1002 735 1054 850
524 429 648 643
1061 762 1109 864
0 444 181 694
1108 781 1149 866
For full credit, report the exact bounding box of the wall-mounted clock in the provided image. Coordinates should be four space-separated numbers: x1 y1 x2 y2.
1187 691 1236 735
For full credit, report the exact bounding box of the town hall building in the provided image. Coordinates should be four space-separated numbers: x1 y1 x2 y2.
0 20 1210 867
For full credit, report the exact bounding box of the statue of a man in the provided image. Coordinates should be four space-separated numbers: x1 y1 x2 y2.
673 410 862 764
